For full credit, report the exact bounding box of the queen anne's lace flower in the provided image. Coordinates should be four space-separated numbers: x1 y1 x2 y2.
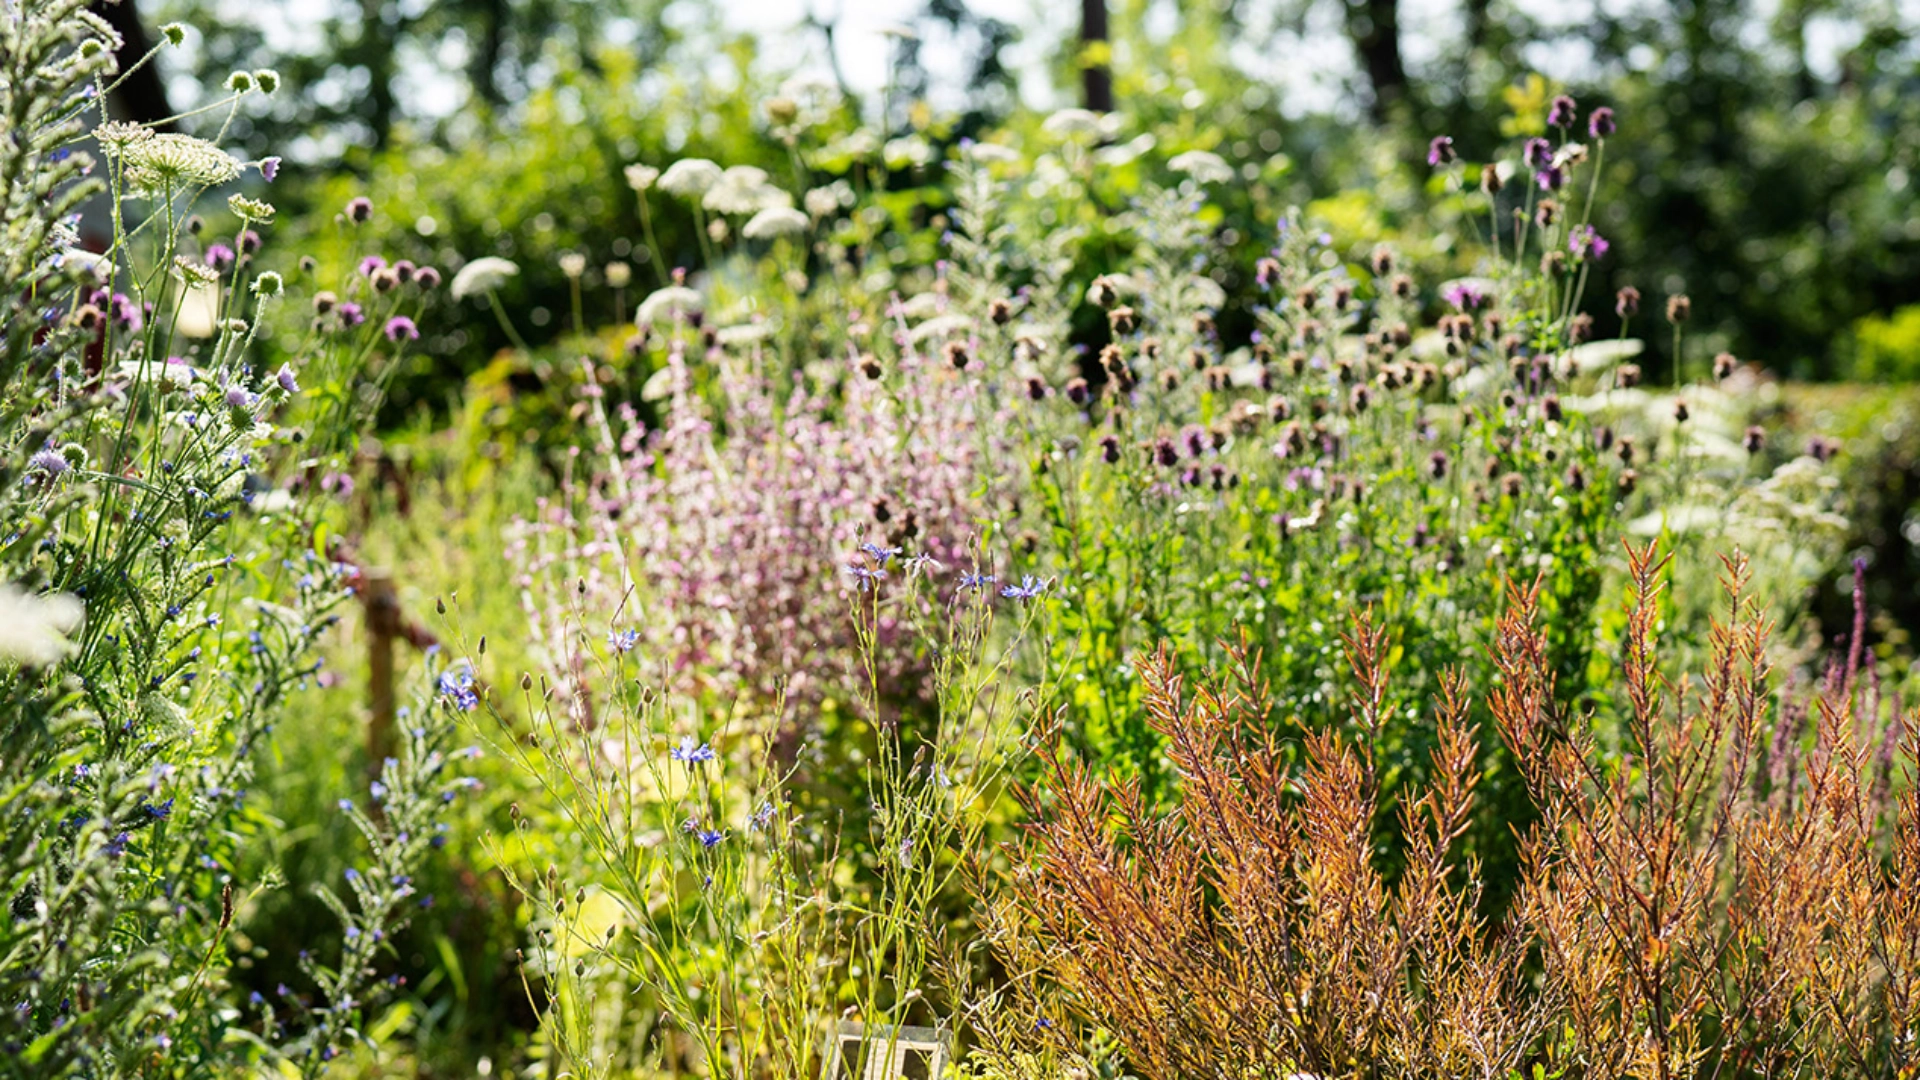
742 206 809 241
0 583 84 668
701 165 792 215
658 158 724 198
635 285 704 326
449 256 519 300
112 132 241 192
1169 150 1234 184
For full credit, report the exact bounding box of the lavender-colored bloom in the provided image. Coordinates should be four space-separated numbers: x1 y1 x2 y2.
751 802 776 829
1569 225 1609 260
259 156 281 181
1523 137 1553 170
607 628 639 653
1000 575 1053 601
359 255 386 277
959 569 997 591
860 541 901 567
204 244 235 270
1588 106 1617 139
1426 135 1455 167
1535 167 1565 191
1547 94 1578 128
414 266 442 290
671 735 717 766
337 302 365 328
225 386 257 410
275 363 299 393
28 447 68 476
384 315 419 342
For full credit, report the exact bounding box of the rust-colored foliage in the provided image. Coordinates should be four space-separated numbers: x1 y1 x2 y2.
994 543 1920 1079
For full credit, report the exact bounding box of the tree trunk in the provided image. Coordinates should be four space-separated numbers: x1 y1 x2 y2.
1345 0 1409 123
90 0 171 127
1082 0 1113 112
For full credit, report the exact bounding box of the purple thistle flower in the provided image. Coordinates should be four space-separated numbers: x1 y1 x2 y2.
1547 94 1578 128
1569 225 1609 260
671 735 717 766
1426 135 1456 167
1588 106 1617 139
414 266 442 290
1000 575 1053 601
384 315 419 343
337 302 365 328
1441 282 1489 312
1535 166 1565 191
1523 137 1554 170
359 255 386 277
204 244 235 270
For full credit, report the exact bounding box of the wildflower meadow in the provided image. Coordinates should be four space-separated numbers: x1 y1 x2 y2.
5 0 1920 1077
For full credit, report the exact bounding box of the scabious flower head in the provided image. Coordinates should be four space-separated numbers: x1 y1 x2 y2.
1588 106 1617 139
1548 94 1578 128
1523 137 1553 170
336 302 365 328
225 386 256 410
1667 294 1692 322
414 266 442 290
258 156 280 182
345 196 373 223
1616 285 1642 317
384 316 419 343
359 255 386 277
204 244 235 270
1535 165 1565 191
275 364 299 394
1426 135 1456 167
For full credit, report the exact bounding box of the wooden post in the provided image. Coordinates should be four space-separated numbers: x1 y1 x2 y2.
364 568 400 782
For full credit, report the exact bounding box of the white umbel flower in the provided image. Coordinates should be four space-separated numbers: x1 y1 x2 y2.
450 256 520 300
114 132 242 192
1169 150 1234 184
702 166 792 215
742 206 810 241
0 583 84 668
636 286 704 326
659 158 724 198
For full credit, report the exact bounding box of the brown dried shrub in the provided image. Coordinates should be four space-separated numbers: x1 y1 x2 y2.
982 544 1920 1080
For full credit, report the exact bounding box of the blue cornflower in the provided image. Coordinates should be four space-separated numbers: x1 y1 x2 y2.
140 798 174 821
859 542 901 567
959 569 997 592
750 802 777 830
697 828 727 849
670 735 716 766
438 667 478 711
1000 575 1053 601
607 628 640 653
